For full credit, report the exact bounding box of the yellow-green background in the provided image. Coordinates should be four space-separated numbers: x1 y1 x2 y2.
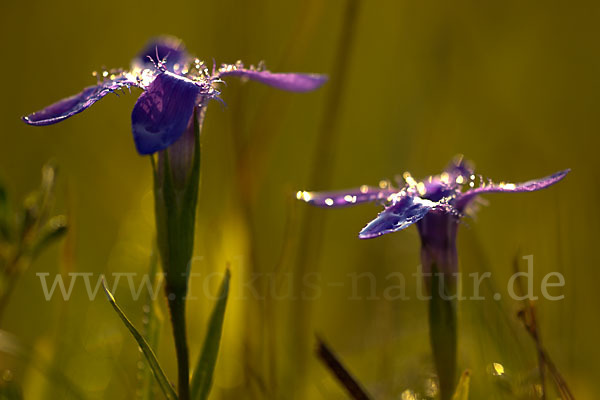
0 0 598 398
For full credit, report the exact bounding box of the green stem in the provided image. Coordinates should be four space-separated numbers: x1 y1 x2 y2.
168 291 190 400
428 265 457 400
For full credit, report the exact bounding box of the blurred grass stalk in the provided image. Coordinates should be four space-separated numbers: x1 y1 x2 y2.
287 0 360 395
514 256 575 400
0 163 67 324
227 0 337 396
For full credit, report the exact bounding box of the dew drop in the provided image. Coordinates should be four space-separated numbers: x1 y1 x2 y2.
491 362 505 376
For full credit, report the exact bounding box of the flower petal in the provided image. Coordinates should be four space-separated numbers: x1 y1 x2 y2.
297 186 396 207
455 169 570 211
134 36 190 73
443 156 474 178
22 76 137 126
359 195 436 239
131 72 201 155
218 67 327 92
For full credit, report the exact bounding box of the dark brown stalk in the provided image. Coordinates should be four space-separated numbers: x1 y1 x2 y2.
316 337 371 400
514 256 575 400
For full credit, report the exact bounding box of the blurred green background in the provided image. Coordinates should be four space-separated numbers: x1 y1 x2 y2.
1 0 598 398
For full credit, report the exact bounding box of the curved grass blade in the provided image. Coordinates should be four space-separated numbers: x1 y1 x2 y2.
102 282 178 400
451 370 471 400
190 269 230 400
139 248 165 400
0 329 86 400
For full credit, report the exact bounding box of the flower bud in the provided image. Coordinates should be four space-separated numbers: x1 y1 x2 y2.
153 106 203 295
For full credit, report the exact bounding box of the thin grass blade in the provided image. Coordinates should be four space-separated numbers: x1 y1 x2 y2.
316 337 371 400
102 282 177 400
190 269 230 400
139 248 165 400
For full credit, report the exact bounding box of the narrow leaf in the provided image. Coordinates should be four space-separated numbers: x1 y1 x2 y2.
139 249 165 400
190 269 230 400
102 282 178 400
451 370 471 400
316 337 371 400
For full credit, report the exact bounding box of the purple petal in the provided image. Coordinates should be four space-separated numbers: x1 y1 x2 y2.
134 36 190 73
359 195 436 239
455 169 570 211
419 156 473 200
297 186 396 208
131 72 201 155
22 76 137 126
218 67 327 92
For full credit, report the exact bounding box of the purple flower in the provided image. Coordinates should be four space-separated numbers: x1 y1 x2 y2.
22 36 327 155
299 156 569 276
300 156 569 399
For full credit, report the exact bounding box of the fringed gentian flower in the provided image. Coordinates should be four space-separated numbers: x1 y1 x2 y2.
22 35 327 293
23 36 327 155
299 157 568 276
298 156 569 400
23 35 327 295
23 36 326 400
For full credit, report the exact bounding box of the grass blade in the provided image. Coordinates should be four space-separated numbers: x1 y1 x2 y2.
139 249 165 400
316 337 371 400
102 282 178 400
190 269 230 400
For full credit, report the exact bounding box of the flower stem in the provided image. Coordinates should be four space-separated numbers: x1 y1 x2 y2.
428 264 457 400
152 107 203 400
167 291 190 400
